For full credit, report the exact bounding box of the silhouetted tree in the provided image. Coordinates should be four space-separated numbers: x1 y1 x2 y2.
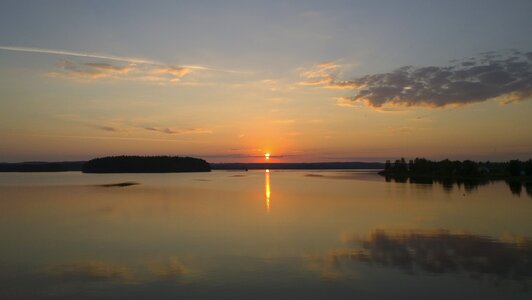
458 160 479 176
507 160 522 176
393 158 408 173
385 160 392 172
523 159 532 176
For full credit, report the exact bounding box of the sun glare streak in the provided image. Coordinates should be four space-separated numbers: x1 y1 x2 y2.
265 169 271 213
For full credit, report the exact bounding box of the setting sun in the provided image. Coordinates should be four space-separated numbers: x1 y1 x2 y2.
265 153 271 160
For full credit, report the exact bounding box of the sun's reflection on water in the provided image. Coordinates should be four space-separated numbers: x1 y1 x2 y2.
265 169 271 213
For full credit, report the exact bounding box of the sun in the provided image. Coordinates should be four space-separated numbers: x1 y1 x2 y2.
264 153 271 160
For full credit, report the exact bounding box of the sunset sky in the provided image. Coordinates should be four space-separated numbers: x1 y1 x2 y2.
1 0 531 162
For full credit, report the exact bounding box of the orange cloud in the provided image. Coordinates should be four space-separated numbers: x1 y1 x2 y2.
299 62 360 89
48 59 195 83
151 66 192 82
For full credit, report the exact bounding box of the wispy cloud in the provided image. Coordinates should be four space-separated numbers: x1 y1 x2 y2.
0 45 158 64
0 45 243 83
307 50 532 109
151 66 193 82
47 60 138 80
143 126 212 135
299 62 360 89
55 115 213 138
96 125 119 132
47 59 193 83
18 133 203 143
84 62 136 73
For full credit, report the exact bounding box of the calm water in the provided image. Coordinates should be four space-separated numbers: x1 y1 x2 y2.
1 170 531 300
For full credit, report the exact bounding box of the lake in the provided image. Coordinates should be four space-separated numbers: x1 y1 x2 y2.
1 170 531 299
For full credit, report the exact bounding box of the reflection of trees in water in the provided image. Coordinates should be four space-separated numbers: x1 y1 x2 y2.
333 229 532 282
385 175 532 196
506 181 532 197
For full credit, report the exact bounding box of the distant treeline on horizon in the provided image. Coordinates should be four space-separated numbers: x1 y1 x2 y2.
210 162 384 170
381 157 532 178
0 161 85 172
0 160 384 172
1 157 532 175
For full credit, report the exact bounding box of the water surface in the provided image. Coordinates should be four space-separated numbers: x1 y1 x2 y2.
1 170 531 299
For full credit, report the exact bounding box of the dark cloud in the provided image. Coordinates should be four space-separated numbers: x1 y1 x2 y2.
311 51 532 108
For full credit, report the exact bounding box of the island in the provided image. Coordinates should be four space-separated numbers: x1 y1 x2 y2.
82 156 211 173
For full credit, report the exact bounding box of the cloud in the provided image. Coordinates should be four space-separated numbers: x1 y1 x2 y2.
0 45 240 83
300 62 360 89
151 66 192 82
48 60 139 79
144 126 212 135
0 45 158 64
84 62 136 74
97 125 118 132
307 51 532 109
21 133 207 143
48 59 195 83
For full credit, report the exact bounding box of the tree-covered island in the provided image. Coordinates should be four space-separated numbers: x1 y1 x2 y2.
82 156 211 173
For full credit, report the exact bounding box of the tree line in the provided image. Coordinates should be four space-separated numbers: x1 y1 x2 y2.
382 158 532 178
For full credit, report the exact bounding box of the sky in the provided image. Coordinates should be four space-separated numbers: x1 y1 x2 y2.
0 0 531 163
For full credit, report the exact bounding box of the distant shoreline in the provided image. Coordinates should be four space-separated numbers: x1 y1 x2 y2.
211 162 384 170
0 161 85 172
380 158 532 183
0 161 384 172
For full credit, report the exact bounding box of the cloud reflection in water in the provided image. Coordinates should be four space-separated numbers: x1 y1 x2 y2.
312 229 532 283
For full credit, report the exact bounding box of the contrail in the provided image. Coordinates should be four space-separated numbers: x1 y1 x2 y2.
0 46 160 64
0 45 248 74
